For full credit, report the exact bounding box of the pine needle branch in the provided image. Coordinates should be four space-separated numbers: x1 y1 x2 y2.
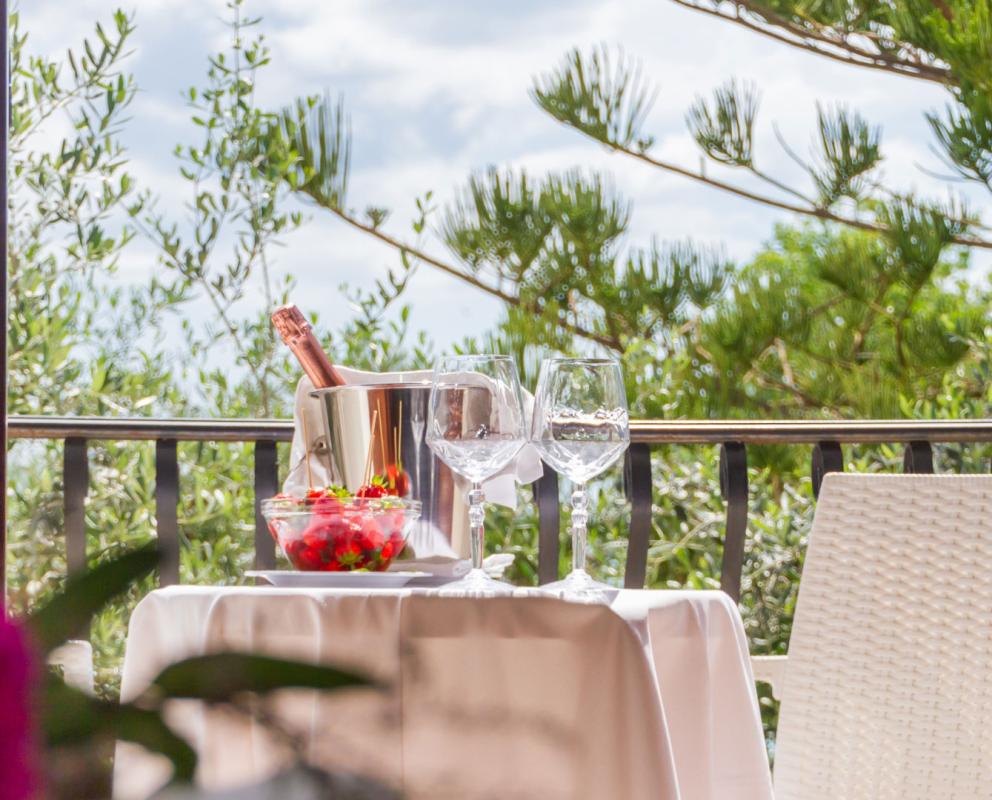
617 135 992 249
321 202 622 351
535 48 992 249
268 96 629 351
534 70 992 249
668 0 951 85
748 165 816 205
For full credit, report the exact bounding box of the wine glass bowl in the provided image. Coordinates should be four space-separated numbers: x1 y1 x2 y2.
531 357 630 603
426 355 527 597
533 406 630 483
426 384 523 484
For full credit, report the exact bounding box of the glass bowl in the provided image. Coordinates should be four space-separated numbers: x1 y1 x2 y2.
261 495 422 572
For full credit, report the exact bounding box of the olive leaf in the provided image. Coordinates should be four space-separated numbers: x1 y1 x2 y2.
42 676 197 783
150 653 376 702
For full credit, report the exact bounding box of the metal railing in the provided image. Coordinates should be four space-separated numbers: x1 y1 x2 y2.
9 415 992 600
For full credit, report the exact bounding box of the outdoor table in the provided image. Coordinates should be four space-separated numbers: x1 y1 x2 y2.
113 587 773 800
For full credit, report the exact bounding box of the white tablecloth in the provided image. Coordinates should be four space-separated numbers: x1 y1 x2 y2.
114 588 772 800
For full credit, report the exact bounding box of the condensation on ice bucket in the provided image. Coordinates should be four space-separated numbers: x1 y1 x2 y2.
311 383 475 559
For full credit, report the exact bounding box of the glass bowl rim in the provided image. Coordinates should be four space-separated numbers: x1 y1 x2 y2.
261 496 422 515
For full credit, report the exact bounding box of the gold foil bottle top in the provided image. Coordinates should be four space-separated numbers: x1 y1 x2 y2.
270 304 310 344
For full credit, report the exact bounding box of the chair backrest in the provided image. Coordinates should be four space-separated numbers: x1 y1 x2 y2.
774 473 992 800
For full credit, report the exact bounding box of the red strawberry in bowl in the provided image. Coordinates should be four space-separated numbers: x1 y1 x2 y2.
334 538 364 568
310 495 343 516
294 543 326 571
383 464 411 497
356 474 389 498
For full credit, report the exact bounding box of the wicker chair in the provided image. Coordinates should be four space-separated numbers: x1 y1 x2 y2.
754 473 992 799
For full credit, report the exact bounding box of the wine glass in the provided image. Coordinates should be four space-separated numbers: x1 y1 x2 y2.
426 354 527 597
531 358 630 603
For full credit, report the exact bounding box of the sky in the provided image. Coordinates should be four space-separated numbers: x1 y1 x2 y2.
22 0 992 354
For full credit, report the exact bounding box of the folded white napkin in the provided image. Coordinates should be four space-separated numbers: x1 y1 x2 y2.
389 553 515 578
283 367 543 508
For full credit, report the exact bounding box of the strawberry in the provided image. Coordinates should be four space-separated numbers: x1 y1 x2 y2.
282 539 303 559
379 541 394 563
388 531 406 558
306 485 347 500
358 517 384 550
384 464 410 496
356 483 387 498
289 541 325 571
309 495 343 516
334 540 364 567
302 525 330 551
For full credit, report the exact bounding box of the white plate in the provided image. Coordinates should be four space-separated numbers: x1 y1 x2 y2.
246 570 433 589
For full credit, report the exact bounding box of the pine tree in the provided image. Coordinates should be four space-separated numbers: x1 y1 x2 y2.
527 4 992 415
261 2 991 419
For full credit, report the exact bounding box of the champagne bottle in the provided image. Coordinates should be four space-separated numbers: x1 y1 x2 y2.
271 304 345 388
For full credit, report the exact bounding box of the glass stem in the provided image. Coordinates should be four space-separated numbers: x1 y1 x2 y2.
468 483 485 571
571 482 589 574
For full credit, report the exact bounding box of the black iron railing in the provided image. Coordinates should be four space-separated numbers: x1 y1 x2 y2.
8 415 992 600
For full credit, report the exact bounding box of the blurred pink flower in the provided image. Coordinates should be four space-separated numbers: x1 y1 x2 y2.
0 615 38 800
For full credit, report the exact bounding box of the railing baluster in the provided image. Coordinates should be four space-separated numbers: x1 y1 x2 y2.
63 437 88 576
903 441 935 474
719 442 748 602
812 441 844 498
533 470 561 585
624 443 653 589
253 440 279 570
155 439 180 586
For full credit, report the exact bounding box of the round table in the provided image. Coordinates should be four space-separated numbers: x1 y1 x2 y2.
114 586 773 800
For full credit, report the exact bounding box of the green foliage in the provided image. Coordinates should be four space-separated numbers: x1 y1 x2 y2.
810 105 882 205
687 224 988 418
42 677 199 787
7 8 165 419
928 88 992 187
267 97 731 354
440 167 729 354
531 38 991 260
531 45 656 152
133 0 310 418
275 93 352 210
7 0 992 767
524 25 989 419
687 80 759 167
4 3 432 703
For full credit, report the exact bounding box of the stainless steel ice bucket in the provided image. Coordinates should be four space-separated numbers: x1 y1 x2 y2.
310 383 471 558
